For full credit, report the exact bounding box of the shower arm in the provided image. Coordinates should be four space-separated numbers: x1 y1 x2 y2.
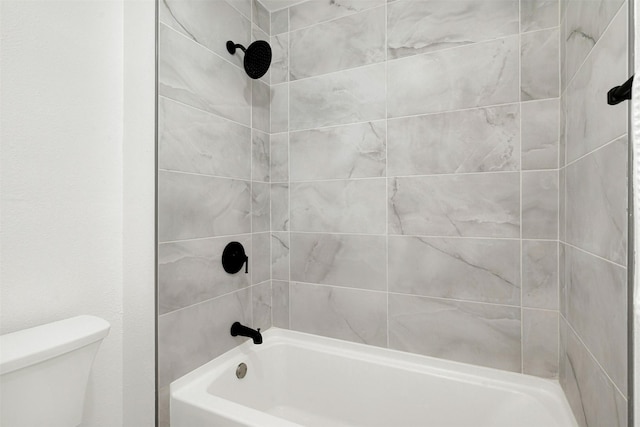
226 41 247 55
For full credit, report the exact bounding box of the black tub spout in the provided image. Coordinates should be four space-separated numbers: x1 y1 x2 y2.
230 322 262 344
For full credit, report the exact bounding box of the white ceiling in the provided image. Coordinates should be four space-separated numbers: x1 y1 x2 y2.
258 0 306 11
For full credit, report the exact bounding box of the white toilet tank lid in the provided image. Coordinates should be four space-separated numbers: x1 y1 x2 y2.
0 315 110 375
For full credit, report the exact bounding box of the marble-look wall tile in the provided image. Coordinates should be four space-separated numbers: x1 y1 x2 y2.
522 240 558 310
160 0 251 69
272 280 290 328
387 104 519 176
271 8 289 35
521 0 559 32
564 244 627 395
158 386 170 427
158 97 251 179
388 236 520 305
252 79 271 133
270 133 289 182
290 63 385 130
270 83 289 133
566 136 627 265
227 0 252 19
290 121 386 181
252 232 271 285
561 320 627 427
290 233 387 291
158 171 251 241
289 0 384 31
252 130 270 182
389 173 520 238
271 232 290 280
521 28 560 101
522 170 558 239
565 6 627 163
271 183 289 231
559 243 567 317
290 283 387 346
388 36 519 118
523 309 559 378
564 0 625 85
252 281 272 330
389 294 521 372
559 167 566 241
252 182 270 233
270 33 289 85
158 234 252 315
521 99 559 170
159 24 251 125
158 288 251 387
252 0 270 34
387 0 518 59
291 178 386 233
290 7 385 80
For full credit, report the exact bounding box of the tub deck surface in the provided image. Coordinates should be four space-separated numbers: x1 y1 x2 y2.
171 328 578 427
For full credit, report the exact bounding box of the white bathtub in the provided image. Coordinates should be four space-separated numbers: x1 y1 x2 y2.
170 328 578 427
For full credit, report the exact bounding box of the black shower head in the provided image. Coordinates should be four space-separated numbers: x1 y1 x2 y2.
226 40 272 80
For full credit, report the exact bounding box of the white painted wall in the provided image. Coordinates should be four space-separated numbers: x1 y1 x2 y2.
0 0 155 425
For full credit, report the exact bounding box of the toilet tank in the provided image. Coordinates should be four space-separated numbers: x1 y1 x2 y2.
0 315 110 427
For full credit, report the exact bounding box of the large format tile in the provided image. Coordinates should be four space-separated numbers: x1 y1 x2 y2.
521 99 560 170
271 183 290 231
252 182 270 233
158 97 251 179
252 281 272 330
158 288 252 388
158 234 252 315
387 0 518 59
270 133 289 182
272 280 290 328
291 178 386 234
158 171 251 241
252 79 270 133
561 320 627 427
290 121 386 181
389 294 521 372
387 104 519 176
159 0 251 69
289 0 384 31
271 8 289 35
252 130 270 182
271 232 290 280
388 36 519 118
290 7 385 80
523 309 558 378
290 63 386 130
564 245 627 396
252 0 270 34
252 232 271 285
565 6 627 163
521 0 559 32
521 28 560 101
564 0 625 85
522 170 559 239
388 236 520 305
159 24 251 125
290 233 387 291
389 173 520 237
270 33 289 85
270 83 289 133
290 283 387 346
522 240 558 310
566 136 628 265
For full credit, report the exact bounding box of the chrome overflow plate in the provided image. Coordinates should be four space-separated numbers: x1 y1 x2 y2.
236 362 248 379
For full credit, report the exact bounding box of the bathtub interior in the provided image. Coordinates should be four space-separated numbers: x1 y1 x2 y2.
172 329 578 427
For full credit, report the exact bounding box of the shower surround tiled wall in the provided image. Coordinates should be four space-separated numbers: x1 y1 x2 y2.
156 0 274 424
559 0 629 425
155 0 630 425
270 0 562 380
